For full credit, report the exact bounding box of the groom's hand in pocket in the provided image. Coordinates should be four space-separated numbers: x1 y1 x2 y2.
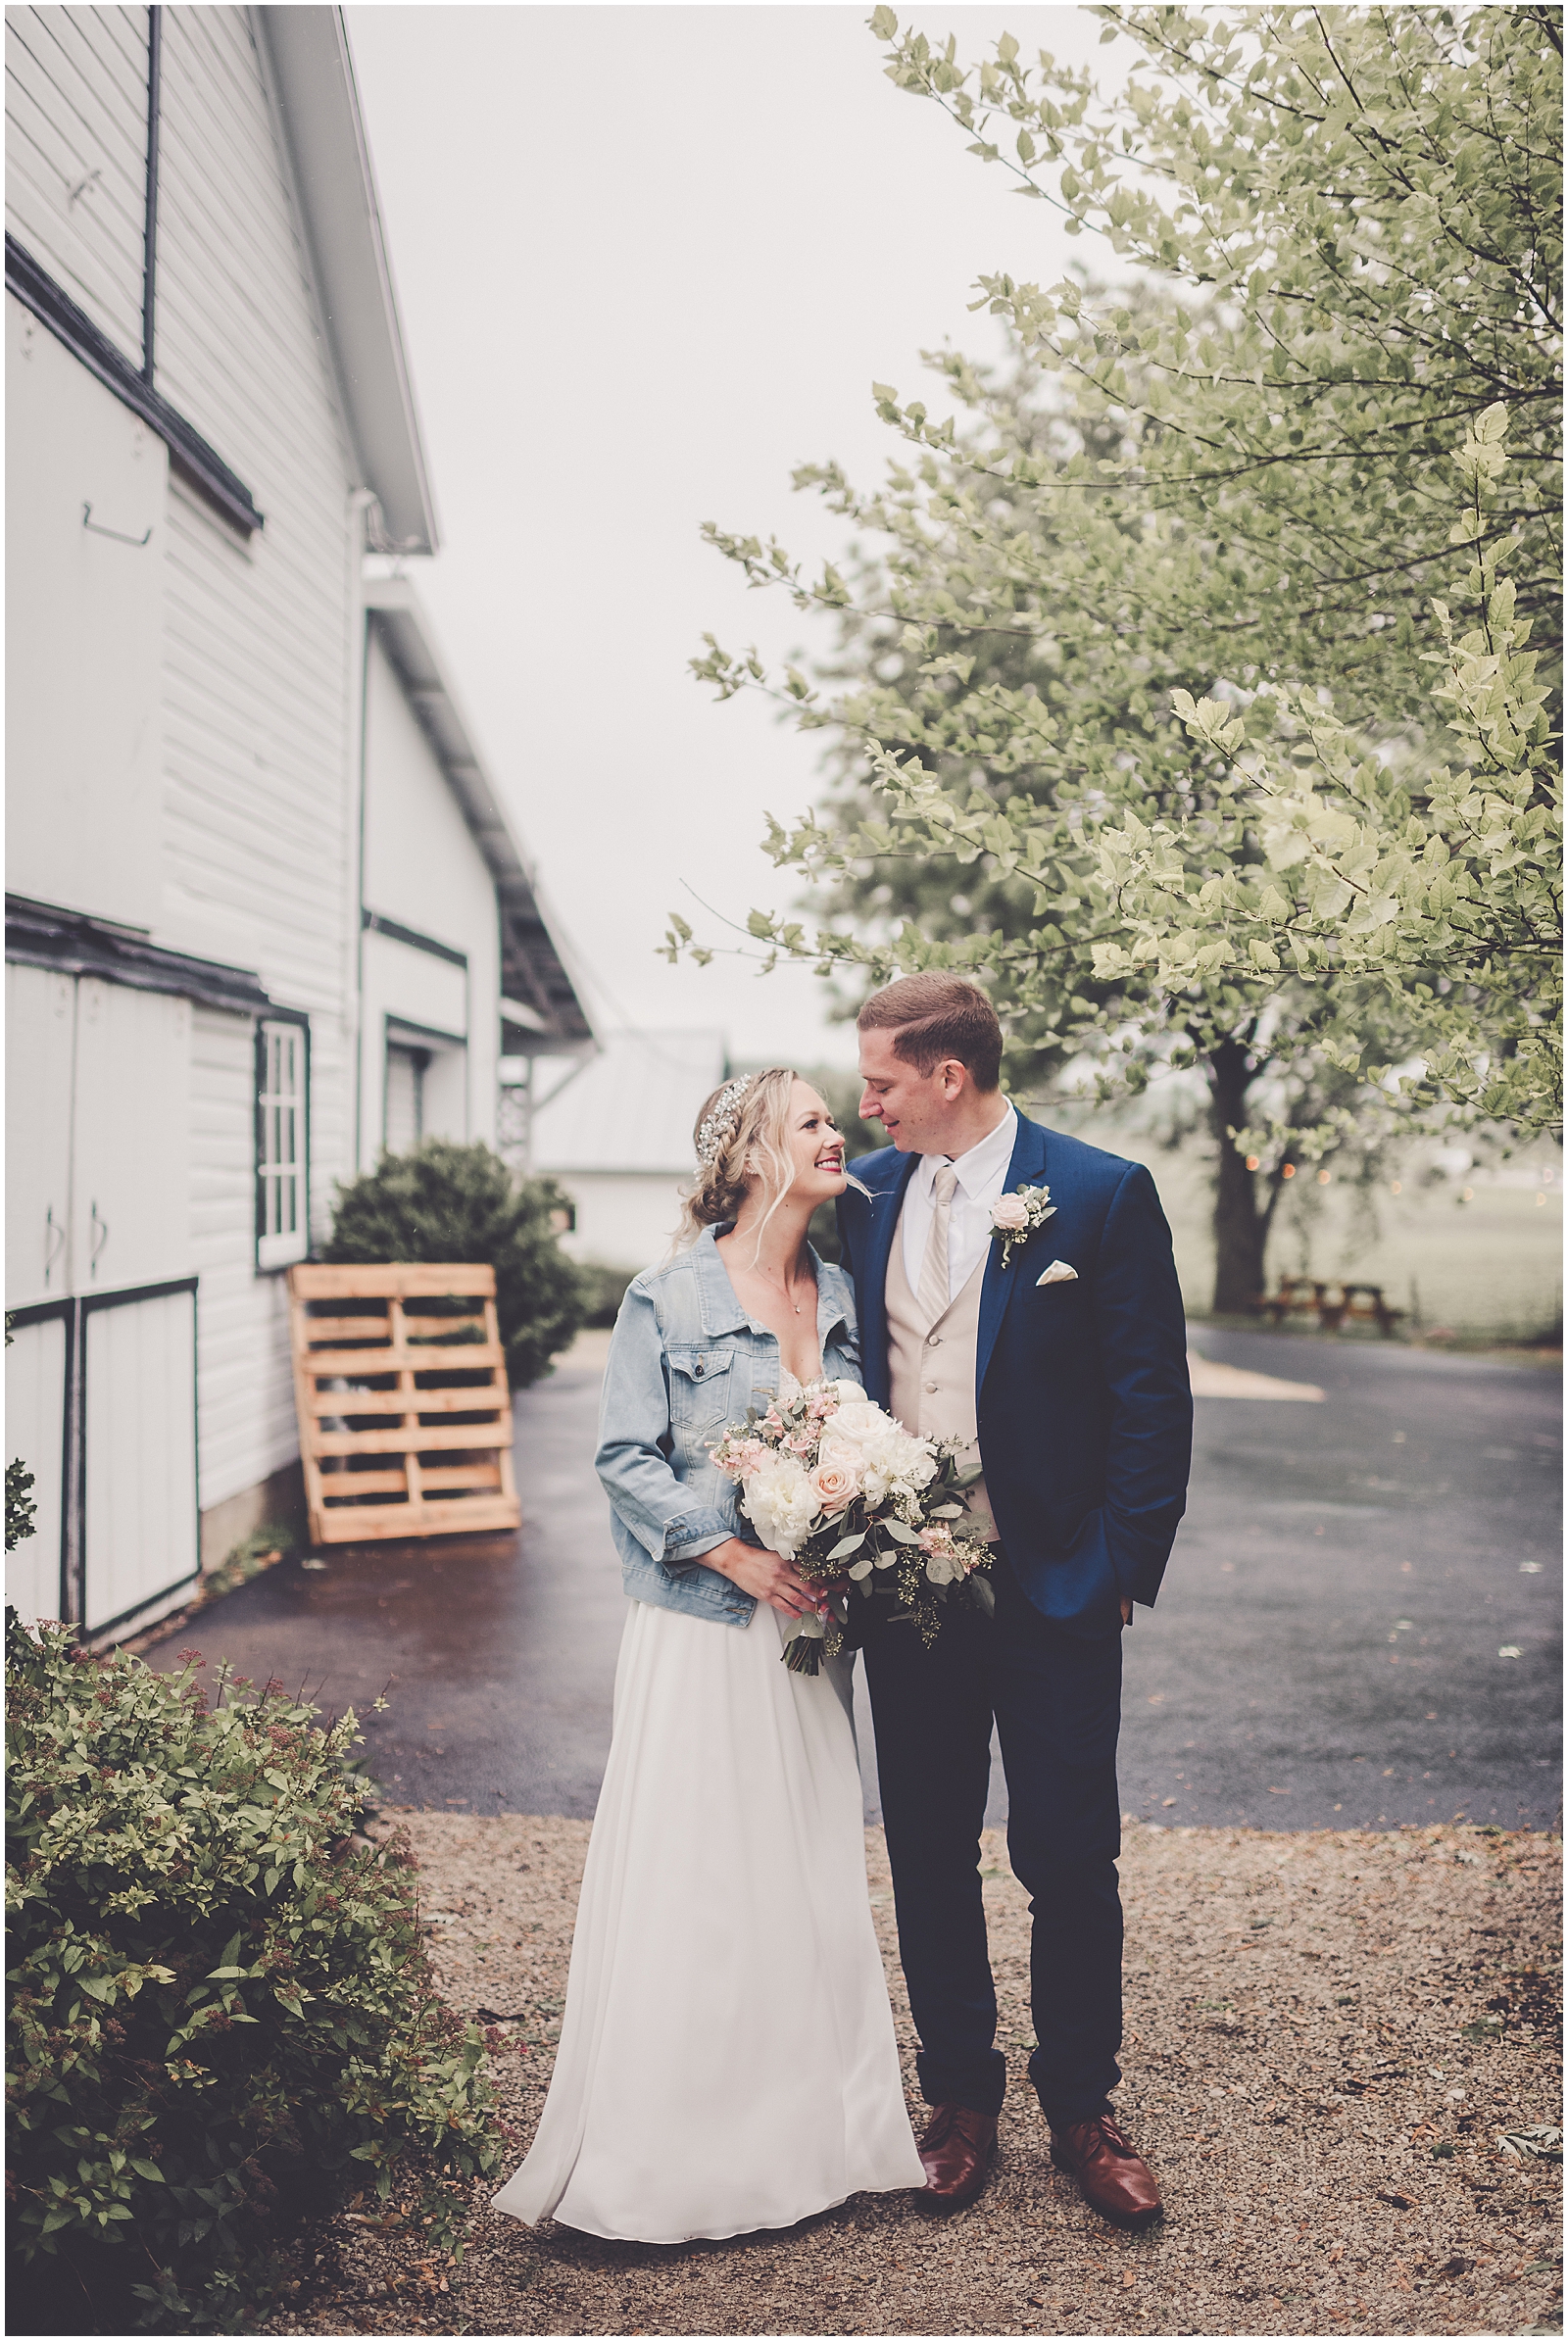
708 1537 824 1620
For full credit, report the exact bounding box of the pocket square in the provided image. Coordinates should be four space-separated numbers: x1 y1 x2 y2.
1036 1260 1078 1287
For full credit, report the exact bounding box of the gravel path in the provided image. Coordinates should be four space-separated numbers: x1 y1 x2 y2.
264 1818 1561 2339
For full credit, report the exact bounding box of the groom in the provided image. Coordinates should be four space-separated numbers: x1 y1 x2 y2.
837 973 1192 2227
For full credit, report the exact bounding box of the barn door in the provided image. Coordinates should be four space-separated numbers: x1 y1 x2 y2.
5 963 74 1307
4 965 199 1635
82 1282 198 1634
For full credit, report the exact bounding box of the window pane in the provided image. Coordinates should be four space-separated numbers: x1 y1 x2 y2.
257 1020 307 1268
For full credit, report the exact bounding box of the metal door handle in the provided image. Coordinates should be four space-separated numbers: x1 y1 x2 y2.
44 1205 65 1287
89 1201 109 1276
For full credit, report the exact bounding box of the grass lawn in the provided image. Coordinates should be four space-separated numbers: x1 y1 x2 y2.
1042 1107 1562 1346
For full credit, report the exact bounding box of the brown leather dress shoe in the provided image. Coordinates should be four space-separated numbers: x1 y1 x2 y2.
916 2103 998 2211
1050 2111 1162 2229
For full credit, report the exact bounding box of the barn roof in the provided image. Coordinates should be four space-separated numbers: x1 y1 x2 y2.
531 1031 727 1175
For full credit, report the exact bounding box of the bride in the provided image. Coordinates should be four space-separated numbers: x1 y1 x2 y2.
492 1067 923 2242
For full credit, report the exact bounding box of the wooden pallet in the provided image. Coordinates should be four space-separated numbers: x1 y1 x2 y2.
288 1263 520 1544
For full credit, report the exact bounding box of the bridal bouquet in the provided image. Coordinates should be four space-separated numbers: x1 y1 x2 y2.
709 1379 994 1674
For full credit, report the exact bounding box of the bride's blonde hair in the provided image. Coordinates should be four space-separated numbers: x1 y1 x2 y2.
671 1066 801 1258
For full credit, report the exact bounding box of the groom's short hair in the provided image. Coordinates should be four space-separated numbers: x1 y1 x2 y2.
858 974 1004 1092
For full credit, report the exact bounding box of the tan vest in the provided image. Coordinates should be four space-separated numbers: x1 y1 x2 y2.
886 1194 992 1538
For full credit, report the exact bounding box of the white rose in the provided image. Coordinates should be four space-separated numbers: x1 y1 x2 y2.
740 1453 820 1558
826 1398 899 1447
829 1379 868 1405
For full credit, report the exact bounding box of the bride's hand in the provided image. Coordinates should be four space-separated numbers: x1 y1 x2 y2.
706 1537 824 1619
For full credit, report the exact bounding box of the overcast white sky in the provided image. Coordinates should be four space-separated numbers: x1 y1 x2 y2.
348 4 1136 1068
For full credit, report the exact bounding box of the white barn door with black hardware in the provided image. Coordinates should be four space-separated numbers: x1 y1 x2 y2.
4 964 200 1635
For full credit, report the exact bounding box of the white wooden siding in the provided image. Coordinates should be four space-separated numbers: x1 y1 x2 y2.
153 9 350 512
363 635 497 953
6 289 169 933
4 3 149 362
4 1314 67 1626
188 1003 299 1511
150 8 358 1254
361 632 501 1155
82 1284 198 1632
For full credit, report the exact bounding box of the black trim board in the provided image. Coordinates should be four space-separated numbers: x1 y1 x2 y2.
6 895 274 1018
362 907 467 969
6 234 263 537
80 1274 199 1316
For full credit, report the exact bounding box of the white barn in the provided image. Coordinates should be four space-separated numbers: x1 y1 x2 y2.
5 4 590 1640
531 1031 727 1277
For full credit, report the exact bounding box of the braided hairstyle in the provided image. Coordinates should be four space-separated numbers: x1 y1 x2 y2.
671 1066 800 1258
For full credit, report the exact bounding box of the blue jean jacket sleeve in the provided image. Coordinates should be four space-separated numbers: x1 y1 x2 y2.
1092 1161 1194 1608
594 1281 734 1572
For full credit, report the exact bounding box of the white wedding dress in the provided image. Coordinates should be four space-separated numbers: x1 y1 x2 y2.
492 1500 923 2241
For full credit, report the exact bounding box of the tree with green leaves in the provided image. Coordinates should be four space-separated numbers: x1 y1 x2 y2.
672 3 1560 1310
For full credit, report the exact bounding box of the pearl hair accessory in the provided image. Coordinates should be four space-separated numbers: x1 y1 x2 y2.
696 1072 759 1169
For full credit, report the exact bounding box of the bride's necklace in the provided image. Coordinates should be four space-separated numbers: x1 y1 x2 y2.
741 1258 807 1316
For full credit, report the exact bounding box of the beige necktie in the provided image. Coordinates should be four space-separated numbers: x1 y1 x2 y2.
918 1164 958 1326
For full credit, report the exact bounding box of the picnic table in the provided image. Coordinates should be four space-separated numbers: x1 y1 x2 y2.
1254 1276 1405 1337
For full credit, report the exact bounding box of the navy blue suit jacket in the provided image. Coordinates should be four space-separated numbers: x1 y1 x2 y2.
836 1112 1193 1637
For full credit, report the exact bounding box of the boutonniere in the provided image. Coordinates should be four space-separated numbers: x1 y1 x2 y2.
989 1183 1055 1268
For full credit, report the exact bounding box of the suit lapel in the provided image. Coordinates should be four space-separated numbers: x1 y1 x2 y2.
859 1152 917 1401
975 1111 1050 1399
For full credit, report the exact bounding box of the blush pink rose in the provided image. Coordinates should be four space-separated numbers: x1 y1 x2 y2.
810 1439 865 1515
991 1194 1030 1231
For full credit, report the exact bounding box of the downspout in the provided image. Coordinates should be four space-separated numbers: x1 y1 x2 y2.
346 489 376 1177
141 5 162 380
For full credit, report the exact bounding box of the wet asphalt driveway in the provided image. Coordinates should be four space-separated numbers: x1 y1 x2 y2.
143 1328 1561 1832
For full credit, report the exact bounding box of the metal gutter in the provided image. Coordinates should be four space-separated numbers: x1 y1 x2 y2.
255 6 438 555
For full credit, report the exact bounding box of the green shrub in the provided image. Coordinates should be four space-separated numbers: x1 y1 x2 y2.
576 1261 637 1328
324 1139 586 1386
7 1454 36 1551
5 1616 503 2332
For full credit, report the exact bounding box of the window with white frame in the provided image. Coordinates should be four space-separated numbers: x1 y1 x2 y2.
256 1018 309 1270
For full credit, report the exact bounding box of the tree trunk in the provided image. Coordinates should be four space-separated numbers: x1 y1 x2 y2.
1205 1039 1269 1316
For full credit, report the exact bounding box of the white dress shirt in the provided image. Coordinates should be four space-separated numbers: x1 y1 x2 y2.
899 1103 1018 1307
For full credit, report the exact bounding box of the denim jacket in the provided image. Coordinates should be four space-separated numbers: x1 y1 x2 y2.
595 1223 860 1627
